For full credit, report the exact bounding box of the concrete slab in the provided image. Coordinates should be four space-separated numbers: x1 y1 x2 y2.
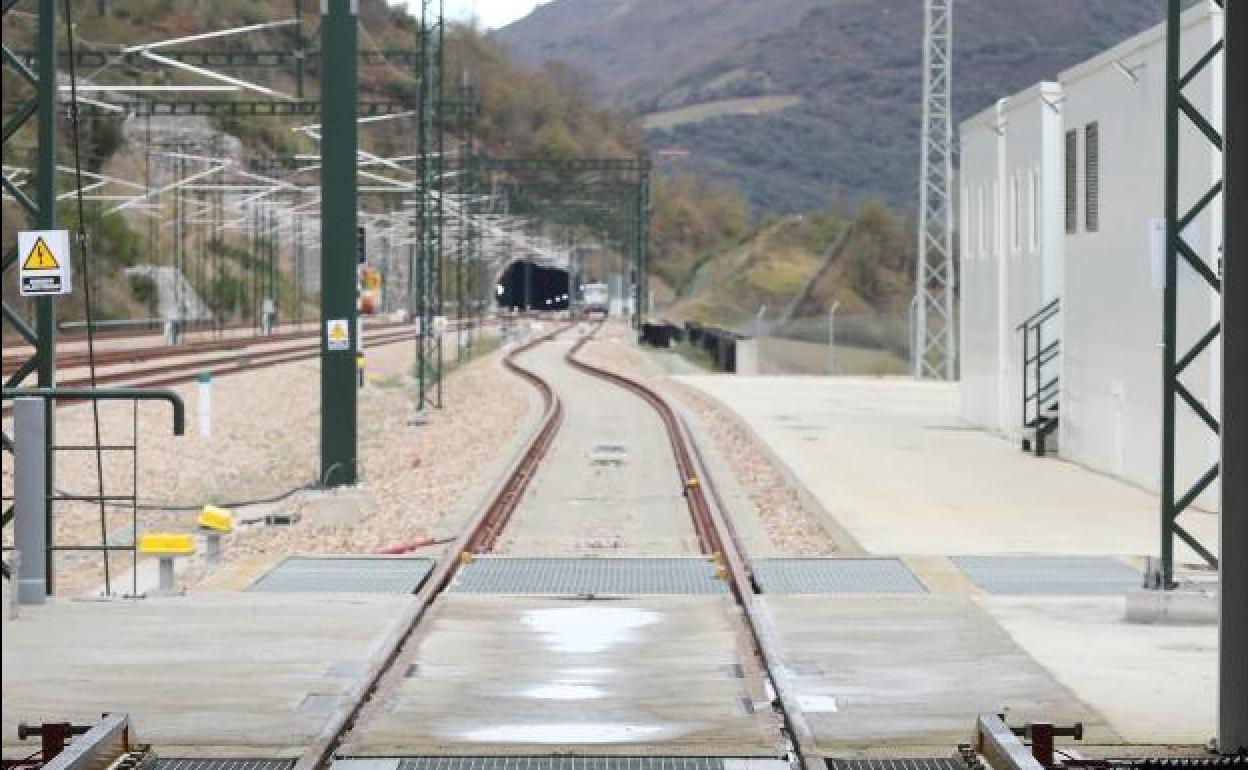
759 595 1111 751
343 594 782 755
499 337 699 555
1 592 410 755
975 595 1216 744
676 377 1219 563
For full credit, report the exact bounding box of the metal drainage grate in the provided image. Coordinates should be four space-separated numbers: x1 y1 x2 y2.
752 558 927 594
152 761 295 770
449 557 728 595
828 761 966 770
248 557 435 594
339 760 790 770
952 555 1142 596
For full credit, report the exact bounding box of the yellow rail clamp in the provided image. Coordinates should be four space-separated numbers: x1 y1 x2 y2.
685 477 700 490
198 505 233 533
460 550 475 565
138 533 195 556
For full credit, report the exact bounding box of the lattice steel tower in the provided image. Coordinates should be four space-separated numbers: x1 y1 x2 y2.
914 0 956 380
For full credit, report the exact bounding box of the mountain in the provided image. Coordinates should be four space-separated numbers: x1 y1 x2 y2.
497 0 1169 215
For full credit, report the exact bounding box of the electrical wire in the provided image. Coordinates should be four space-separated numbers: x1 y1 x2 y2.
62 0 113 595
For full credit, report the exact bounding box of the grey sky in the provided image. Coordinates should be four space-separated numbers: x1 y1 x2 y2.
406 0 545 29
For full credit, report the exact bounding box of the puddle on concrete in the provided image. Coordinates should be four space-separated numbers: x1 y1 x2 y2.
796 694 839 712
523 683 607 700
521 605 661 654
456 723 676 743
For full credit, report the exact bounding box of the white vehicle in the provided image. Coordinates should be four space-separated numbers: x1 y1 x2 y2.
581 282 609 318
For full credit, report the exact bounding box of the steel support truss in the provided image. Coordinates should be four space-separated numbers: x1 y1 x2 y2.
1 0 59 585
1159 0 1224 587
914 0 956 380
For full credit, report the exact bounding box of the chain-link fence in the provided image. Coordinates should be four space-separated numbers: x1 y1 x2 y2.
738 307 913 376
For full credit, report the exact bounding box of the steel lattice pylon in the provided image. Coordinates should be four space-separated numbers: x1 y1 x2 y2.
1158 0 1225 587
914 0 956 380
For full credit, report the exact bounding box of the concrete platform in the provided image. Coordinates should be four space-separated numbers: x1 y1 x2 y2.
679 375 1219 747
760 595 1110 751
977 595 1217 744
678 376 1218 560
343 594 782 755
499 336 699 555
1 591 410 756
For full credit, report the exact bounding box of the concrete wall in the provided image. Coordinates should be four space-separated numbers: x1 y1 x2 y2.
958 83 1064 439
959 103 1005 432
1059 4 1221 494
957 2 1223 498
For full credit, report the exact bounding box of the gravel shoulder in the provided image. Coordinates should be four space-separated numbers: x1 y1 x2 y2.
576 322 839 556
3 334 532 594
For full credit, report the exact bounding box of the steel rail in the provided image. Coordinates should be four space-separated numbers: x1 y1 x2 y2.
298 323 815 768
293 325 567 770
0 319 421 373
0 327 416 417
564 322 823 767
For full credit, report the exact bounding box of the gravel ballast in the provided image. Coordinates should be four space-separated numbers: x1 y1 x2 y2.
576 323 839 556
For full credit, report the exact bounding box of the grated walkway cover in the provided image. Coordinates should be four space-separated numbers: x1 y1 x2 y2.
448 557 728 594
381 760 784 770
152 762 295 770
248 556 435 594
752 558 927 594
952 555 1142 595
827 761 966 770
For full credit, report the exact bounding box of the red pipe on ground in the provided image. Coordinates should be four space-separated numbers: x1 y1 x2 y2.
373 537 455 555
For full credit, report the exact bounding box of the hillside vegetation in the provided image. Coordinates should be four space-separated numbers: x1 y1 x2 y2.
2 0 646 322
499 0 1173 214
666 200 913 359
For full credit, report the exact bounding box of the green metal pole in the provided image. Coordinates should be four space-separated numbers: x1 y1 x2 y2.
35 0 58 593
1159 0 1180 589
434 0 445 408
1221 0 1247 750
319 0 358 487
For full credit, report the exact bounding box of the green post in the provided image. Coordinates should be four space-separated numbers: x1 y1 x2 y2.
637 158 651 324
319 0 358 487
35 0 58 592
1159 0 1180 589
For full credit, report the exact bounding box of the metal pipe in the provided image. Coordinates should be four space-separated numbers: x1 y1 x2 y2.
14 399 48 603
1220 0 1247 751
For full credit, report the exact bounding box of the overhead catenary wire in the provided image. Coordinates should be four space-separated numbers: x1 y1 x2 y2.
61 0 116 596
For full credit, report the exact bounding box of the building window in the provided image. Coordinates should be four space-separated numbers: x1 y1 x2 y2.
1085 122 1100 233
1065 129 1078 234
1010 173 1021 254
978 185 986 257
1030 169 1041 253
961 184 970 261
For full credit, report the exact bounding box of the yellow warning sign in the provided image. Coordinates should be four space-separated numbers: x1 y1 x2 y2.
22 236 60 271
327 318 350 351
18 229 71 296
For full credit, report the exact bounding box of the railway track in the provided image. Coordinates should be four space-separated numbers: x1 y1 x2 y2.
292 323 818 770
1 319 491 416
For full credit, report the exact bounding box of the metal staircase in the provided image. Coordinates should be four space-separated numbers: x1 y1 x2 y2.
1018 298 1061 456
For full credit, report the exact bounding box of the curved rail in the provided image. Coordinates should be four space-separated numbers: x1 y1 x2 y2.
293 325 566 770
564 322 822 766
298 322 820 769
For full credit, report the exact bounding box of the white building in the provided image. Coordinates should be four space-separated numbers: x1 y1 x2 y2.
958 2 1223 498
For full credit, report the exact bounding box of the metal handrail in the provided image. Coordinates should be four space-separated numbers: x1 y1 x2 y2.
1015 296 1061 331
0 387 185 435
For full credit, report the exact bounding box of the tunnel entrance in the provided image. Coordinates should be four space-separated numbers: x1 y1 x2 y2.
496 260 570 311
